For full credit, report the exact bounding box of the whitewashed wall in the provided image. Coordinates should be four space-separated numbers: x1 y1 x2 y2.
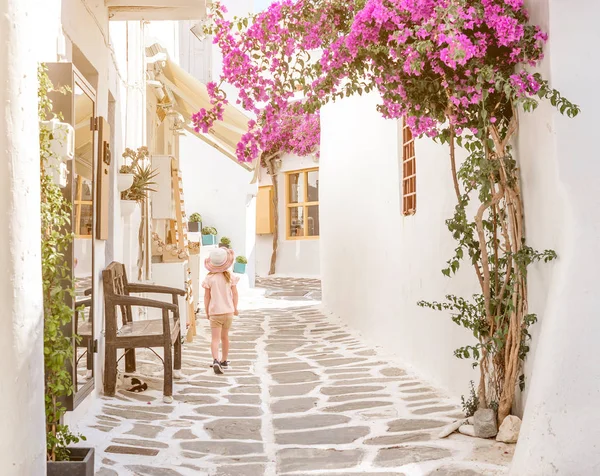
510 0 600 473
179 133 257 285
256 154 321 277
319 94 479 399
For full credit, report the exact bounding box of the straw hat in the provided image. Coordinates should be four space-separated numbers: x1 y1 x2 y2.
205 247 234 273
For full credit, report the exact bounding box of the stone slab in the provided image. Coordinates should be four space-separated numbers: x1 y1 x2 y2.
388 419 448 432
276 426 370 445
105 445 159 456
277 448 363 473
271 397 318 414
181 441 264 456
194 405 263 417
205 419 262 441
274 414 351 431
375 446 453 467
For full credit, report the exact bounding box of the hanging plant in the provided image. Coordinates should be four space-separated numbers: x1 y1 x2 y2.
38 64 86 462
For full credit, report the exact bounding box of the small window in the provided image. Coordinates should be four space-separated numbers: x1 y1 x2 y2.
402 119 416 215
286 168 319 239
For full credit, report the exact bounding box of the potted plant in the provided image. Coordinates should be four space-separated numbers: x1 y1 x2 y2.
219 236 231 249
121 150 158 216
234 255 248 274
118 147 148 193
39 64 94 476
189 213 202 233
201 226 218 246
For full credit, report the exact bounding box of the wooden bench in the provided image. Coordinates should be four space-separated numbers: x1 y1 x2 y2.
102 262 185 402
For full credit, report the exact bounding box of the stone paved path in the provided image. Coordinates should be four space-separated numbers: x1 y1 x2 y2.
80 278 513 476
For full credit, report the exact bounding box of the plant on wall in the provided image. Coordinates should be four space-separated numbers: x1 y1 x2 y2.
198 0 579 423
121 148 158 203
39 65 86 461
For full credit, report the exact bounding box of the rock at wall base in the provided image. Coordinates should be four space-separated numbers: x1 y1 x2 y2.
496 415 521 443
458 424 476 437
473 409 498 438
438 419 467 438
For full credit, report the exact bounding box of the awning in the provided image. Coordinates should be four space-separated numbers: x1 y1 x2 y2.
147 44 253 171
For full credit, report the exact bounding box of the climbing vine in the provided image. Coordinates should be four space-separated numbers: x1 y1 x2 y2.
200 0 580 422
39 65 85 461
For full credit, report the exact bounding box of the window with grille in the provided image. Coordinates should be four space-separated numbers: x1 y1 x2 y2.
402 120 416 215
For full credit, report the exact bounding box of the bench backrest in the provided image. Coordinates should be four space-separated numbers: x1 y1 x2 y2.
102 261 133 340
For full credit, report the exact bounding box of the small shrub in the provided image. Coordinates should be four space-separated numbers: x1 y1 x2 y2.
461 380 479 418
202 226 217 235
189 213 202 223
220 236 231 245
236 255 248 264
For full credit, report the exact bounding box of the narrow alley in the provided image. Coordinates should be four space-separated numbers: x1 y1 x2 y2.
81 279 512 476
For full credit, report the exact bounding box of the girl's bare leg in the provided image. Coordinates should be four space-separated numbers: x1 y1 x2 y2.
221 326 230 362
211 327 222 360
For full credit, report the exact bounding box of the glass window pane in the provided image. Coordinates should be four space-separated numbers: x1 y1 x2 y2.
307 170 319 202
80 177 93 201
289 206 304 237
79 204 93 236
307 205 320 236
288 173 304 204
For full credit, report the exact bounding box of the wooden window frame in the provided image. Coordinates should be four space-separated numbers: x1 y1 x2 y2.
402 119 417 216
285 168 319 240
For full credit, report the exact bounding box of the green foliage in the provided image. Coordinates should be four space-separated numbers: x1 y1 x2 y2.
39 64 85 462
189 213 202 223
220 236 231 245
419 94 577 411
236 255 248 265
120 147 158 203
461 381 479 418
202 226 217 235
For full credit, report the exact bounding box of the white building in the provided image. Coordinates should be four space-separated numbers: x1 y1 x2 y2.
0 0 255 472
318 1 600 474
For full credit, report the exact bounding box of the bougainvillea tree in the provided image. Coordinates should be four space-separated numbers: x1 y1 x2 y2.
197 0 579 423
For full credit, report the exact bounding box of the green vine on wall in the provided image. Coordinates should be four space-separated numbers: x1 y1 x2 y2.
39 65 85 462
418 77 579 422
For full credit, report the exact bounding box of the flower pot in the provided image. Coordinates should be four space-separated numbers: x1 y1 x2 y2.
188 221 201 233
218 243 231 249
233 262 247 274
202 234 217 246
121 199 138 217
117 173 134 192
47 447 94 476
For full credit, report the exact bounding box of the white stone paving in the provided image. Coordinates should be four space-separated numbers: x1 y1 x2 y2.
75 278 513 476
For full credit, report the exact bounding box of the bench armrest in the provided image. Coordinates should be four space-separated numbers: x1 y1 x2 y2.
110 295 178 312
126 283 186 297
76 298 92 308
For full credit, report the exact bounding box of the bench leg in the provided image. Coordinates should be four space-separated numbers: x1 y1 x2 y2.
174 329 182 371
163 341 173 402
125 348 136 373
104 345 117 396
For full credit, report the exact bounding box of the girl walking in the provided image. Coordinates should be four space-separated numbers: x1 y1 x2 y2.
202 248 239 374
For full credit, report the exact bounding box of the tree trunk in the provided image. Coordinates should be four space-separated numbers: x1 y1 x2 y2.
265 155 280 275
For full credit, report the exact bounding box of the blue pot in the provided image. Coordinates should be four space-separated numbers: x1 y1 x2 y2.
202 234 217 246
233 262 247 274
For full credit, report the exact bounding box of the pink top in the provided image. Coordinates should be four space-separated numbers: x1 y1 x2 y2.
202 272 240 316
